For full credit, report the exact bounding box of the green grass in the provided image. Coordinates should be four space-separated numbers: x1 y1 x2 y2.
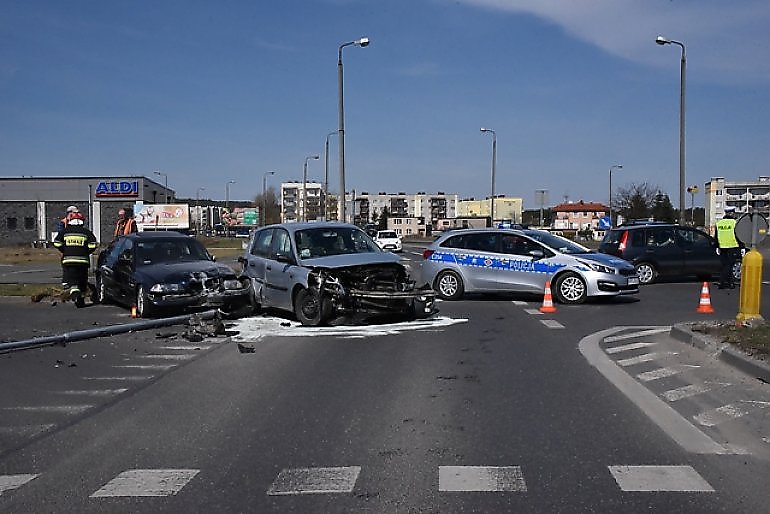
713 323 770 358
0 283 62 298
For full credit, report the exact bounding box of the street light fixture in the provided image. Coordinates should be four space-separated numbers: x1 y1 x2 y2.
303 155 320 222
338 36 370 223
609 164 623 227
195 187 205 235
535 189 548 227
656 34 687 225
480 128 497 225
262 171 276 227
226 180 236 211
154 170 168 202
324 131 337 220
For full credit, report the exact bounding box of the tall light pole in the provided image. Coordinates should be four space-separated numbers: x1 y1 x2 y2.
338 36 370 223
196 187 205 235
303 155 320 222
535 189 548 227
262 171 276 227
324 131 336 220
687 185 699 225
226 180 235 211
154 170 168 202
656 35 686 225
480 128 497 225
609 164 623 227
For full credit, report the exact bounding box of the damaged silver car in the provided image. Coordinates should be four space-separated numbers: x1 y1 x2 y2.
239 222 434 326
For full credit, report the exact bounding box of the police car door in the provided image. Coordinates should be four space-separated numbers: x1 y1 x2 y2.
454 232 503 291
499 234 542 293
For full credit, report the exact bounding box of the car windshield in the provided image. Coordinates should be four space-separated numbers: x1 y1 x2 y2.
136 239 211 264
523 231 591 254
295 227 381 258
378 231 398 238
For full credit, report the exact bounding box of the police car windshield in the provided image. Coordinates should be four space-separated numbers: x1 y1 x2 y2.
523 231 591 255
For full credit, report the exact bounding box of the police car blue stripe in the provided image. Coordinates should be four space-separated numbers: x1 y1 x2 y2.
429 252 564 275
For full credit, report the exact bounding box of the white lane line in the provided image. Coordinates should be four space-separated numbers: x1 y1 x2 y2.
524 309 543 315
159 346 212 351
608 466 714 492
54 389 128 397
605 342 658 354
512 301 528 306
267 467 361 495
617 352 677 367
82 376 153 381
540 320 564 329
636 365 699 383
90 469 199 498
439 466 527 492
662 384 711 402
0 474 39 496
3 405 93 414
694 401 770 427
138 354 195 361
112 364 176 370
604 327 670 343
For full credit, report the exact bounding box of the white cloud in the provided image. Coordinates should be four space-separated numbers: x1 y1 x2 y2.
453 0 770 83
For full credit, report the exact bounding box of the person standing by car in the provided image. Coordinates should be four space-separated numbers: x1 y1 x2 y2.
114 207 138 238
53 211 98 307
716 206 740 289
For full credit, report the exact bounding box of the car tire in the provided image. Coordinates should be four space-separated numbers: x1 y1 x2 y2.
136 285 154 318
634 262 658 285
553 272 587 304
732 260 742 282
294 288 332 326
96 275 109 305
434 270 464 301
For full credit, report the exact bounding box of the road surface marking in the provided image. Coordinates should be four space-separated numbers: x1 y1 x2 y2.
54 389 128 396
540 320 564 329
82 376 153 381
636 365 699 382
512 301 528 306
694 401 770 427
608 466 714 492
90 469 199 497
524 308 543 315
662 384 711 402
159 345 212 351
0 474 39 496
138 354 196 360
604 327 670 343
617 352 677 367
4 405 93 414
267 467 361 495
439 466 527 492
605 342 658 354
112 364 176 370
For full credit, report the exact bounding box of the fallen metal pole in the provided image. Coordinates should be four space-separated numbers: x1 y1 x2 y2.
0 310 219 354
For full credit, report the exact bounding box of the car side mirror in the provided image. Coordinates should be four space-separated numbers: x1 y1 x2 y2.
529 249 545 259
275 252 295 265
118 250 132 263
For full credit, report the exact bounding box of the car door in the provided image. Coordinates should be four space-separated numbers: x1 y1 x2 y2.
677 227 721 276
111 238 136 305
498 233 544 292
643 226 684 276
98 238 125 302
452 232 502 292
243 228 273 305
264 228 299 311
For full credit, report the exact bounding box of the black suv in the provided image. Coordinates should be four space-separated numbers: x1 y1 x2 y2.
598 223 734 284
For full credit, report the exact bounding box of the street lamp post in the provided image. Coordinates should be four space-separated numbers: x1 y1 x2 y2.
262 171 276 227
196 187 205 235
656 35 686 225
687 185 699 225
338 36 370 223
303 155 320 222
480 128 497 225
609 164 623 227
535 189 548 227
226 180 235 211
324 132 336 220
154 171 168 202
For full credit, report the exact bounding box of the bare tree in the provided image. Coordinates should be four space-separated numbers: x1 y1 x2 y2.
253 186 280 225
614 182 662 222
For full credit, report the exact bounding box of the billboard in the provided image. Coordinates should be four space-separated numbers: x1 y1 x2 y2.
134 202 190 230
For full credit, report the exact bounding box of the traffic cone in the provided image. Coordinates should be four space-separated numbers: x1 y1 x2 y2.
696 281 715 314
131 305 138 318
539 280 557 313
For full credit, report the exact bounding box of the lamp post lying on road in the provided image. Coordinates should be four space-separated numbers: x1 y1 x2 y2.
480 127 497 225
609 164 623 227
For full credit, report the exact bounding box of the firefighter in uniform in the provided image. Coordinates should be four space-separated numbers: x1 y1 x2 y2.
53 212 98 307
716 206 740 289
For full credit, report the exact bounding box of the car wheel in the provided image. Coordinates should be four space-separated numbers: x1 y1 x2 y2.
553 272 587 304
136 285 154 318
634 262 657 285
434 270 464 301
294 288 332 326
732 260 742 282
96 276 109 305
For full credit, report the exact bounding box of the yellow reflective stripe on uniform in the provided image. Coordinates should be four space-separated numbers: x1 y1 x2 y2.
62 257 90 265
53 241 63 248
87 242 97 249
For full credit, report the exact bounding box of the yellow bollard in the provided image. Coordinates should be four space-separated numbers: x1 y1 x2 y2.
737 248 764 324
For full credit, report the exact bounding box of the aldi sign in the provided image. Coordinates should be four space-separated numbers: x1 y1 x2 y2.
95 180 139 197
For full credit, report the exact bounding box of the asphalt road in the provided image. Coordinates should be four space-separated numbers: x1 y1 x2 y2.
1 246 769 512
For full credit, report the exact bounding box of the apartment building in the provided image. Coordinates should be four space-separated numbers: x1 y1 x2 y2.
351 191 458 226
456 196 523 224
280 181 325 223
704 176 770 233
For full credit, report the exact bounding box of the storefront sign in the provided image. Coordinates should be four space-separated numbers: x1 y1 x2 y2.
95 180 139 197
134 202 190 230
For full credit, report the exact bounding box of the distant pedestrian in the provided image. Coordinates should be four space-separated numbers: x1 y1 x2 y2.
55 205 79 233
114 207 138 238
53 212 98 307
716 206 740 289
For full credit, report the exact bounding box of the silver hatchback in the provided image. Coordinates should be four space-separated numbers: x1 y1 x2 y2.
420 228 639 304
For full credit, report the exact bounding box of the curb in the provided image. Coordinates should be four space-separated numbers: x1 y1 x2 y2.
670 322 770 383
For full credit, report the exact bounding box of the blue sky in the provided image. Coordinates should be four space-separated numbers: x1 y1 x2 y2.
2 0 769 209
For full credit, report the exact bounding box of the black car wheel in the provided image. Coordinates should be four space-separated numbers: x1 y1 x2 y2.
96 275 109 304
294 288 332 326
434 270 464 301
136 285 154 318
553 272 587 304
634 262 658 285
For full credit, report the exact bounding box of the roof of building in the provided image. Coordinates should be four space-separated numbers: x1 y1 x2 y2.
552 200 608 212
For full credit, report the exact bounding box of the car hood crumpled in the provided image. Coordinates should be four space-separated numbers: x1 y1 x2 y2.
575 252 635 270
137 261 236 283
300 252 401 269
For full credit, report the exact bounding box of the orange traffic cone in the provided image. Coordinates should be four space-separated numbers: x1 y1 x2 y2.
130 305 138 318
696 281 715 314
540 280 557 313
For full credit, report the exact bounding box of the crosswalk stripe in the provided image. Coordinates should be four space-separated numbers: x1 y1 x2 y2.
540 320 564 329
617 352 676 367
524 308 543 315
267 467 361 495
636 365 699 382
603 327 670 343
512 301 528 306
0 474 39 496
605 341 658 354
90 469 199 497
661 384 711 402
694 401 770 427
439 466 527 492
608 465 714 492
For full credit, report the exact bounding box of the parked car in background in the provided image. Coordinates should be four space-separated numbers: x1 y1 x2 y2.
238 222 434 326
95 231 252 318
421 228 639 304
598 222 738 284
374 230 403 253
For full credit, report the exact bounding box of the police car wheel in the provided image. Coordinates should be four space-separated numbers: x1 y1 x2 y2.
553 272 587 305
435 270 464 301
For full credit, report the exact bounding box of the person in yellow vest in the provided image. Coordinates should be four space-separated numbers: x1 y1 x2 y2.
716 206 740 289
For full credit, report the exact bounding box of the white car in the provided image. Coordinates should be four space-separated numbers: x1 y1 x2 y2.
374 230 402 253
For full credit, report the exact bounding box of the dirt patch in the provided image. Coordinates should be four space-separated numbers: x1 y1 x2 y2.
690 319 770 363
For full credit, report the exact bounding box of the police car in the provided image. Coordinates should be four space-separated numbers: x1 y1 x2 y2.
420 228 639 304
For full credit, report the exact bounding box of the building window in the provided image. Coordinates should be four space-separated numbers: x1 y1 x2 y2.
6 217 18 230
715 189 723 196
24 217 35 230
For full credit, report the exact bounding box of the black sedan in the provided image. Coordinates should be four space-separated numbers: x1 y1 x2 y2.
95 231 252 317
